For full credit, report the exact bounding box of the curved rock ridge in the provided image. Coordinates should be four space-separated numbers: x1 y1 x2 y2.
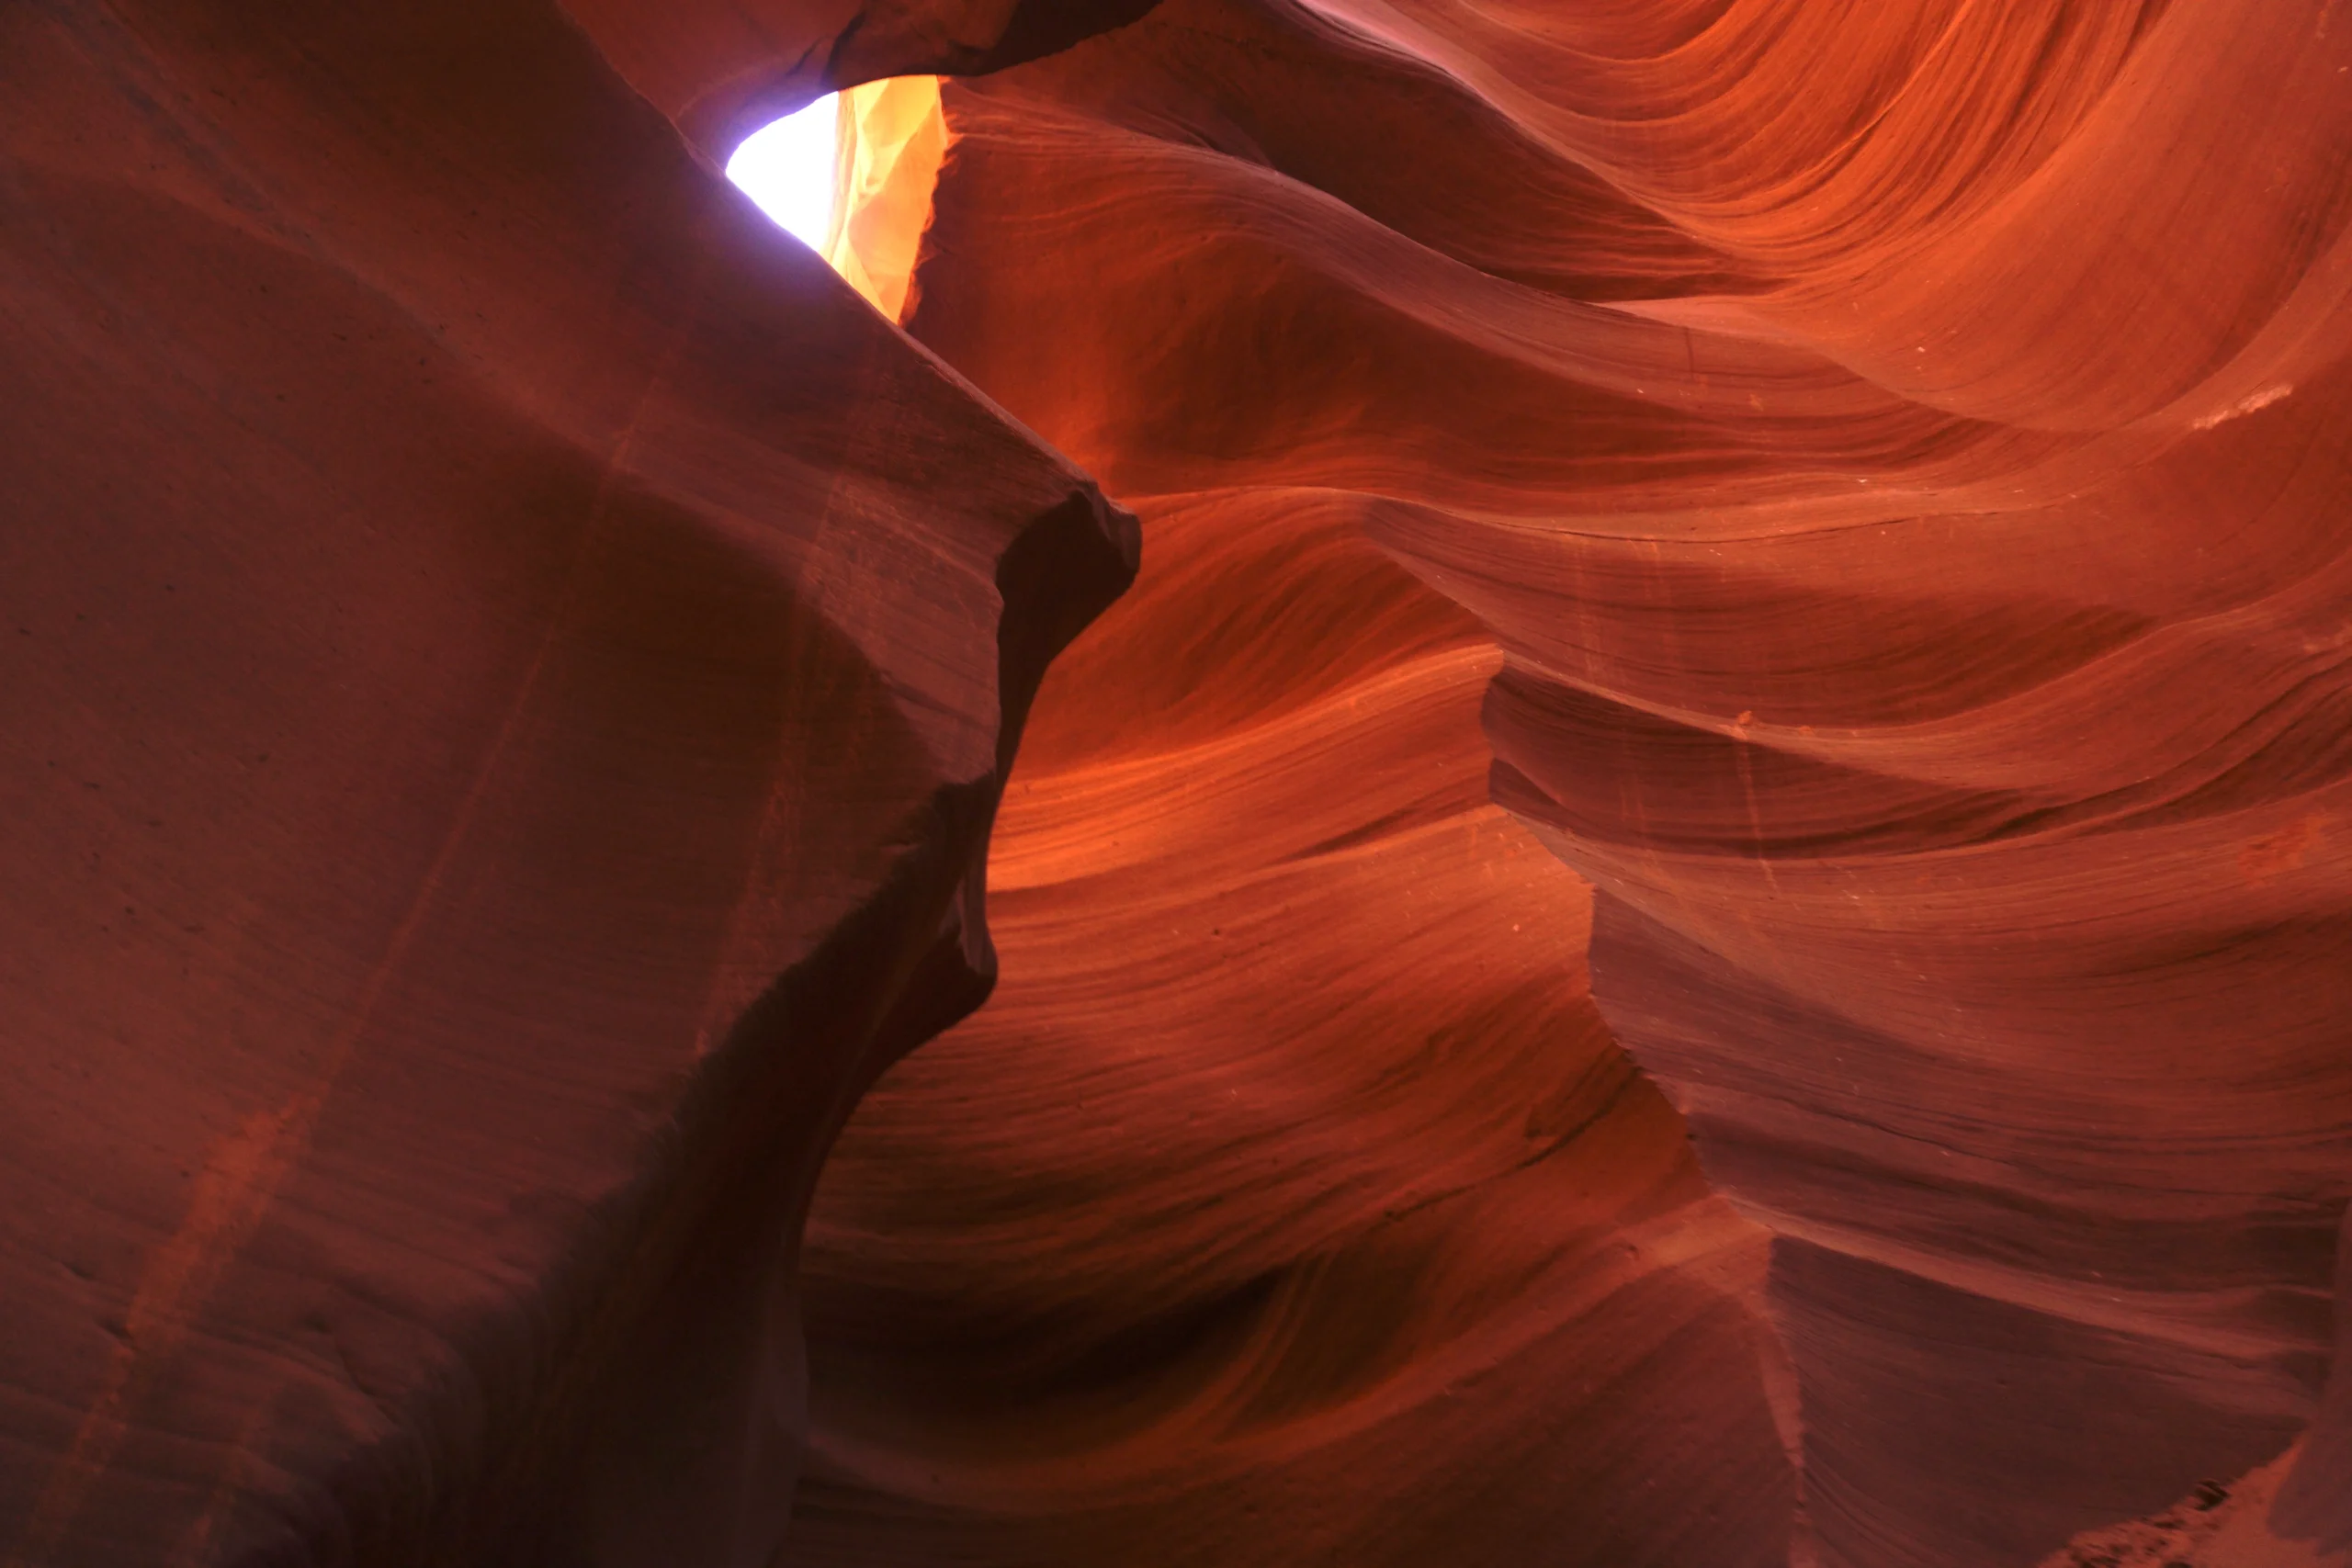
0 2 1136 1563
797 490 1800 1566
12 0 2352 1562
782 0 2352 1563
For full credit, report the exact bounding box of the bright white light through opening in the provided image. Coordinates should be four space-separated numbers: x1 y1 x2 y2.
725 94 840 251
724 79 945 321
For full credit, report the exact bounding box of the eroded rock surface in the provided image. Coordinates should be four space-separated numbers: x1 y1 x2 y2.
797 2 2352 1564
8 0 2352 1565
1 3 1131 1563
797 491 1800 1568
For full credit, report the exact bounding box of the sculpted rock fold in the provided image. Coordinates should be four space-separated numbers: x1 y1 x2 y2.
797 491 1800 1567
0 2 1132 1562
10 0 2352 1562
808 1 2352 1562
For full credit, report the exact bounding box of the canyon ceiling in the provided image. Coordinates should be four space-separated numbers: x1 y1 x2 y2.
5 1 2352 1566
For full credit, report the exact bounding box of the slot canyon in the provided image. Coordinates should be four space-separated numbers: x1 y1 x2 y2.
5 1 2352 1565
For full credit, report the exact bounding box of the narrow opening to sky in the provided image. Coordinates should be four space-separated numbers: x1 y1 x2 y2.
726 95 840 250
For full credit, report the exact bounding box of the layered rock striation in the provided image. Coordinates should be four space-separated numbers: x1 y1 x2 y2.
7 0 2352 1565
797 489 1800 1567
798 1 2352 1564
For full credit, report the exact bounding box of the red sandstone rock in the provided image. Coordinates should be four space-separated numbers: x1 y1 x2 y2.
562 0 1157 159
0 3 1130 1563
8 0 2352 1564
797 491 1800 1567
793 1 2352 1563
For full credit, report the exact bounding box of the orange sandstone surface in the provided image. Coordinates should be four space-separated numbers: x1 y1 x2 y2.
5 2 2352 1566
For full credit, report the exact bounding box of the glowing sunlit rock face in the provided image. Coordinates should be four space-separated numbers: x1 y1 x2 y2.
8 0 2352 1566
726 80 946 322
797 2 2352 1567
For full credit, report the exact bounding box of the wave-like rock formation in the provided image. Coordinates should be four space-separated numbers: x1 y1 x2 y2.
796 489 1800 1566
9 0 2352 1565
0 2 1133 1563
794 2 2352 1565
